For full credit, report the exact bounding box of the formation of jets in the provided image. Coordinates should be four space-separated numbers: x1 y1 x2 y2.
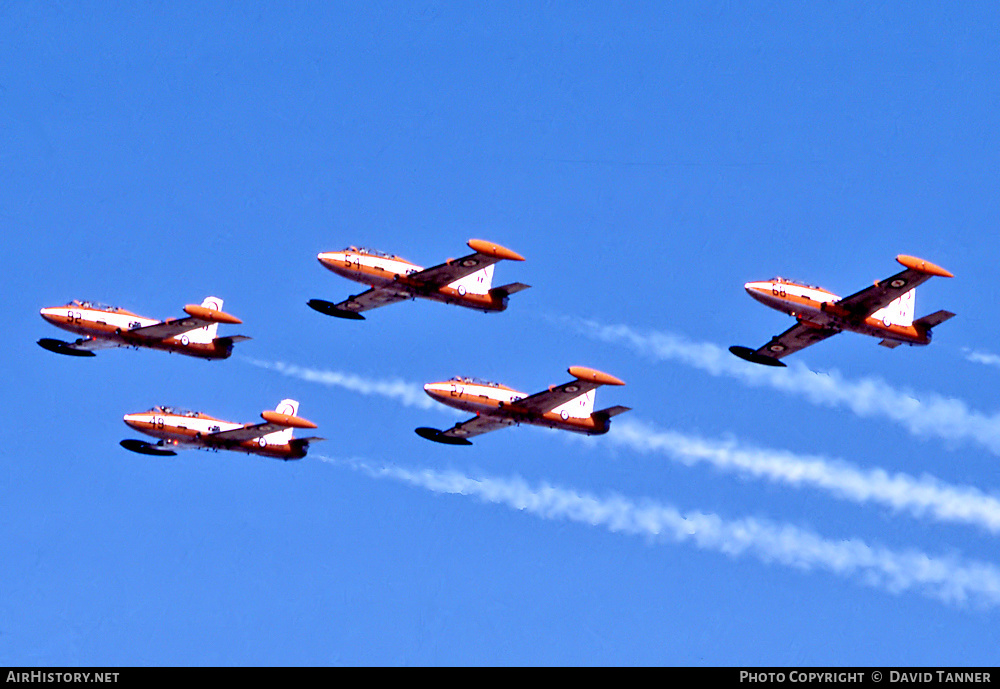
38 241 957 458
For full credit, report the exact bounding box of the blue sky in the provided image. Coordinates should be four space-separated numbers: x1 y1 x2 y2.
4 2 1000 665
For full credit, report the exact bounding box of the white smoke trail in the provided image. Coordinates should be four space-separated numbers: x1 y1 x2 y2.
561 318 1000 455
252 355 1000 534
242 357 441 411
317 455 1000 608
612 418 1000 534
963 348 1000 369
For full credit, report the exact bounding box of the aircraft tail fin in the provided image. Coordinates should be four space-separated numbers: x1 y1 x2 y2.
267 399 302 444
871 289 916 327
275 399 300 416
184 296 225 343
552 389 596 419
449 264 495 295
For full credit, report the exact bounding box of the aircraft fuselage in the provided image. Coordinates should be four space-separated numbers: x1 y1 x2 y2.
123 409 307 459
744 279 930 345
423 380 613 436
317 250 510 313
39 303 235 359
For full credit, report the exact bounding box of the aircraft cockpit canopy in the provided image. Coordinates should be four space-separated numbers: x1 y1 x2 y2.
69 300 121 312
344 246 400 260
151 406 202 417
771 277 825 290
449 375 502 388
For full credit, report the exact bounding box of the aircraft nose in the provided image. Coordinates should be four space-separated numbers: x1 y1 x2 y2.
744 281 773 298
423 382 449 400
122 413 147 429
39 307 62 323
317 251 346 267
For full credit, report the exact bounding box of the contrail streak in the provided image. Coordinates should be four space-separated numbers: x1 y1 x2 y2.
318 455 1000 608
253 355 1000 534
560 317 1000 455
612 418 1000 534
242 357 440 410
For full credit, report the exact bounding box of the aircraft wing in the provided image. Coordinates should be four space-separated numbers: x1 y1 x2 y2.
205 410 317 445
125 304 242 342
308 287 412 319
37 336 121 356
831 255 953 321
731 322 840 367
204 422 294 445
405 239 524 290
419 414 516 444
511 367 625 415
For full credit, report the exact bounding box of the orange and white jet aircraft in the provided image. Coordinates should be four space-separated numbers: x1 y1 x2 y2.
120 399 322 460
308 239 529 320
415 366 631 445
730 255 955 367
38 296 250 359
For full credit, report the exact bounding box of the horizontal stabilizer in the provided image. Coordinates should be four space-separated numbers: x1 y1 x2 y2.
490 282 531 297
307 298 366 320
213 335 251 356
288 436 324 458
595 405 631 419
913 310 956 330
